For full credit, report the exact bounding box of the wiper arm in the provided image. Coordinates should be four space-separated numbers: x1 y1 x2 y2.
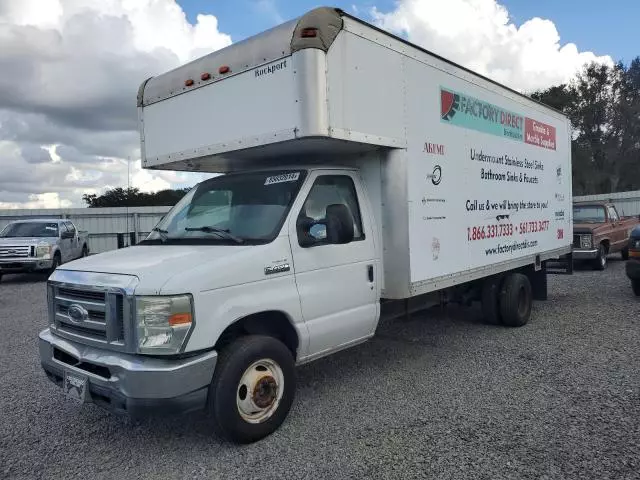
151 227 169 242
185 226 244 244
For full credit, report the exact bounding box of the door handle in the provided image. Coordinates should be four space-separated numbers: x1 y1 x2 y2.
367 265 374 282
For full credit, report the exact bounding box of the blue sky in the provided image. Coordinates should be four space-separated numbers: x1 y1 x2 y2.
178 0 637 64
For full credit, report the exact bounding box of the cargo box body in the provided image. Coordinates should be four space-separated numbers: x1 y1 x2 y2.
138 7 572 299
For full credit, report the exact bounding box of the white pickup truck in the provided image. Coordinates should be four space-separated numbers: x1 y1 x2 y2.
38 7 573 443
0 218 89 282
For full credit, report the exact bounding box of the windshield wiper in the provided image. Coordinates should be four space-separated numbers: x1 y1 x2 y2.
185 226 244 244
151 227 169 242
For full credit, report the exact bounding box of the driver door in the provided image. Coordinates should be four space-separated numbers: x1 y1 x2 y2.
289 172 378 360
58 223 71 262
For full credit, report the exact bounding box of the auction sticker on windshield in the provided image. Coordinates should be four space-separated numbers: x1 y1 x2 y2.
264 172 300 185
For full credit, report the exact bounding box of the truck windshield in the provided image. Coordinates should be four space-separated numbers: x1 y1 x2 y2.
0 222 59 237
143 170 307 245
573 206 606 223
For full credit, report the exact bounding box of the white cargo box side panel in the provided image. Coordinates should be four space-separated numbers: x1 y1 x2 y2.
402 56 572 288
326 30 406 148
141 57 297 165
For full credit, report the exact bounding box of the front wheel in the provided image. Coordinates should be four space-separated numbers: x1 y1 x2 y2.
208 335 296 444
81 245 88 257
593 244 608 271
621 247 629 261
632 279 640 297
48 254 61 275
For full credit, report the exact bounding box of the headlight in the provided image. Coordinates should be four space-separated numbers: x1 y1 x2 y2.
36 243 51 259
135 295 194 354
580 235 592 249
632 239 640 250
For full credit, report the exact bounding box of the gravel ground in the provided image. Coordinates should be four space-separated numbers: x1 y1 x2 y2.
1 259 639 480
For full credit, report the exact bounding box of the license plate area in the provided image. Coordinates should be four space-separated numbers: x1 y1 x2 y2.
63 370 90 403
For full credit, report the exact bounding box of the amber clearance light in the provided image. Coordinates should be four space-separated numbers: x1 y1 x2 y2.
300 27 318 38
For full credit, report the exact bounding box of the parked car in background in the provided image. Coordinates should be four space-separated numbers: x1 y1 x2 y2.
626 226 640 296
572 201 640 270
0 219 89 282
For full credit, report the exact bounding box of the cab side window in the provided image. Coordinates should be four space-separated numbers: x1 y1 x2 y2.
297 175 364 247
65 222 76 236
607 207 619 222
59 223 69 238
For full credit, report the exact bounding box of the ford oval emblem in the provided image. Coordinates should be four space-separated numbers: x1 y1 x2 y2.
7 249 17 255
67 304 89 323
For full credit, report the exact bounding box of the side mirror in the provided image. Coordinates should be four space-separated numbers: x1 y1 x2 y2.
325 204 354 245
297 217 324 247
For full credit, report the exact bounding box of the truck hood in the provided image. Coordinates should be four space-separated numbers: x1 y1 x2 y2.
573 223 604 234
57 240 291 295
0 236 56 245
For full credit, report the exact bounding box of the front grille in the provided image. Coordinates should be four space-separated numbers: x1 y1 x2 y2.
0 245 30 258
58 287 105 302
573 234 581 248
53 285 127 346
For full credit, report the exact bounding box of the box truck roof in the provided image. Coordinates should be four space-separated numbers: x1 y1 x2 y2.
138 6 562 115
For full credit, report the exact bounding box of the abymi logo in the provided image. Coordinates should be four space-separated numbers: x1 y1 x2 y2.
441 90 460 121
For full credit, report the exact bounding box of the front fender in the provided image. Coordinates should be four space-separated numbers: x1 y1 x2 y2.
50 244 62 258
187 275 309 359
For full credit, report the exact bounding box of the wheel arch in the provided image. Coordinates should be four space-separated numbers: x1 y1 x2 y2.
214 310 300 360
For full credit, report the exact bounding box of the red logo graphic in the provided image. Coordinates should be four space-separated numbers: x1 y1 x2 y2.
441 90 459 121
557 228 564 240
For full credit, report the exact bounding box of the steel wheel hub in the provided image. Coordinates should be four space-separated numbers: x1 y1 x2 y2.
236 359 284 424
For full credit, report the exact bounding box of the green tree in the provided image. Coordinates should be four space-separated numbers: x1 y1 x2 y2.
83 187 191 207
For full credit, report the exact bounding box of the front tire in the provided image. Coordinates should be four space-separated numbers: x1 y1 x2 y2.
499 273 532 327
208 335 295 444
48 254 61 275
632 279 640 297
621 247 629 261
81 245 88 257
593 244 608 271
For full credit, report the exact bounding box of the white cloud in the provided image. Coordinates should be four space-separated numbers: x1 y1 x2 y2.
371 0 613 92
0 0 231 208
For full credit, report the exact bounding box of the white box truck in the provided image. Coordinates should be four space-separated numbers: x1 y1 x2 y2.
39 7 573 443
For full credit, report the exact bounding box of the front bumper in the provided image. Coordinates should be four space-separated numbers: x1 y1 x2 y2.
0 258 53 273
626 259 640 280
572 248 599 260
39 328 217 417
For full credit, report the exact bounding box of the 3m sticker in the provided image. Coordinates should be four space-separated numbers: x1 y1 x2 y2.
264 173 300 185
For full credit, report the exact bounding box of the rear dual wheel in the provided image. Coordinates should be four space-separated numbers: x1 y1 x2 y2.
481 273 533 327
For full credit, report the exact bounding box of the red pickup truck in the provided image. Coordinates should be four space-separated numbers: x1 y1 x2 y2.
572 201 640 270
